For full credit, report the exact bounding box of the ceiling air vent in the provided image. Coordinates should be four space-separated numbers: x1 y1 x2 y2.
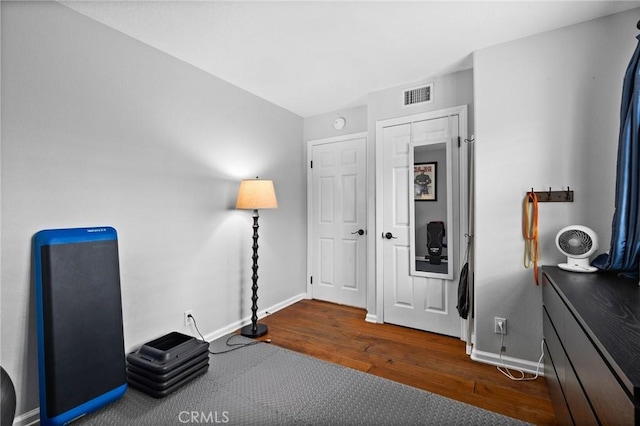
403 83 433 107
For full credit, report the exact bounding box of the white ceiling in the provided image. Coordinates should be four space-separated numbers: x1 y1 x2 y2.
61 1 640 117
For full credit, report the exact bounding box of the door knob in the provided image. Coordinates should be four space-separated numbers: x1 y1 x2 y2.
351 229 365 236
383 232 397 240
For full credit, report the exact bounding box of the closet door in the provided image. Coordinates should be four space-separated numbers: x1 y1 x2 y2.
378 109 466 337
308 135 367 308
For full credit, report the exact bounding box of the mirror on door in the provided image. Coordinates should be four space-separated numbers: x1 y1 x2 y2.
409 139 454 280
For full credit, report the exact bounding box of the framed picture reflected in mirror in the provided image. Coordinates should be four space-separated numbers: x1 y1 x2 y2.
414 162 437 201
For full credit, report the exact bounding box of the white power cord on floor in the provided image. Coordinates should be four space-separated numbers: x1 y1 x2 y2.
496 321 544 381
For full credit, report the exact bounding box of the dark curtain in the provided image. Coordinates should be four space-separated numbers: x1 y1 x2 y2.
593 35 640 277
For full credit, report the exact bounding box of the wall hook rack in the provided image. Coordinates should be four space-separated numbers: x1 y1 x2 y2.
528 187 573 202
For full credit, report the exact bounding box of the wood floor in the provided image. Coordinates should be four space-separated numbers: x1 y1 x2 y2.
253 299 556 425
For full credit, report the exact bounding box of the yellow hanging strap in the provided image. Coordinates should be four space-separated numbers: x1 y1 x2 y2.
523 191 540 285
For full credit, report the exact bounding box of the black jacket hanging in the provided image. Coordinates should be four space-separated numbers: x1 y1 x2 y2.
456 263 469 319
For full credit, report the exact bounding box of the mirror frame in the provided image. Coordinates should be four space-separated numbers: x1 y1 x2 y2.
409 138 454 280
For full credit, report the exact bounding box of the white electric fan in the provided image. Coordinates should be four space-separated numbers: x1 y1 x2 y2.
555 225 599 273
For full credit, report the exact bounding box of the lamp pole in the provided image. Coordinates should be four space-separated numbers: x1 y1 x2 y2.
240 209 267 337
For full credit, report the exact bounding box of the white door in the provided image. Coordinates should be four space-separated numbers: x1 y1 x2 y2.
308 135 367 308
379 111 465 337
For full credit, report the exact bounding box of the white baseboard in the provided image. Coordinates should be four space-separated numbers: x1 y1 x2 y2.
13 407 39 426
470 348 545 376
12 293 307 426
201 292 307 342
365 313 378 323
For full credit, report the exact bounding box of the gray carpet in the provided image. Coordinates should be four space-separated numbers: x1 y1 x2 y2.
76 335 529 425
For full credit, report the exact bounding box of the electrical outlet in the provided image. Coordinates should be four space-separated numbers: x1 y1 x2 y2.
184 310 193 327
494 317 507 334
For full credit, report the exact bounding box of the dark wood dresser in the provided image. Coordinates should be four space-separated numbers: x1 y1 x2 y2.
542 266 640 425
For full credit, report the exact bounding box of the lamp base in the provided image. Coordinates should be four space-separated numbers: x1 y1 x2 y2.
240 323 268 338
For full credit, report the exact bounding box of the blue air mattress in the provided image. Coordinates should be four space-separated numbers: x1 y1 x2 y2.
33 227 127 425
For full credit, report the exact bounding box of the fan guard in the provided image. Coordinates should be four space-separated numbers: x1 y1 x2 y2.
555 225 598 273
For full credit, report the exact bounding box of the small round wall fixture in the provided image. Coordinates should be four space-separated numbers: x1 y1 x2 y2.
333 117 346 130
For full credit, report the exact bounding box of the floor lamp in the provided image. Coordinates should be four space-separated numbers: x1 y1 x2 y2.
236 178 278 338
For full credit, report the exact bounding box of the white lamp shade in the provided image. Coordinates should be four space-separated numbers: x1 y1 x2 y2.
235 179 278 210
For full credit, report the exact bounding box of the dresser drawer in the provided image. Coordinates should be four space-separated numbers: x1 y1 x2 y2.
543 273 566 342
543 308 566 391
561 344 598 424
544 292 598 424
564 306 635 425
543 312 572 426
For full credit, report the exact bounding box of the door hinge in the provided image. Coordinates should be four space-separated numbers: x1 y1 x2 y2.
310 160 313 168
310 276 313 284
458 136 461 147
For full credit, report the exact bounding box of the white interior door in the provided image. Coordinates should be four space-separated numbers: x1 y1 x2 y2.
378 109 466 337
308 135 367 308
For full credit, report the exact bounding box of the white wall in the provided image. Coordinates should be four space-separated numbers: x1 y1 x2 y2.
473 9 640 361
303 105 368 142
1 1 305 417
368 70 475 134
